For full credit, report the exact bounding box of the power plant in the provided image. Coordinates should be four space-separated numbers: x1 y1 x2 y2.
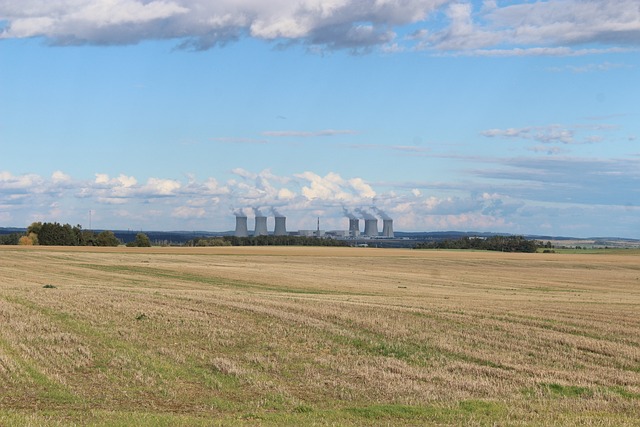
254 215 268 236
349 218 360 237
234 215 248 237
363 219 379 237
382 219 394 238
231 206 395 241
274 216 287 236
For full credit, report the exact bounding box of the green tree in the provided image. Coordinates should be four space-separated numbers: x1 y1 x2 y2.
95 231 120 247
126 232 151 247
37 222 78 246
27 222 42 236
81 230 97 246
0 233 22 245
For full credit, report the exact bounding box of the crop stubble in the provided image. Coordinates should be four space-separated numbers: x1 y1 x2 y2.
0 246 639 425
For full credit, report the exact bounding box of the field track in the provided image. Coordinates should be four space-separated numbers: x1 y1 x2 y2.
1 246 639 425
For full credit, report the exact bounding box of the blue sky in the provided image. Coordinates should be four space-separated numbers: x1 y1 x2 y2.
1 0 639 237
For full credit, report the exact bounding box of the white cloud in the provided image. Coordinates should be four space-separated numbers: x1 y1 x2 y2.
0 171 45 192
424 2 502 51
481 122 619 148
1 0 638 54
487 0 640 47
202 178 229 195
231 168 257 180
278 188 296 200
172 206 206 219
481 125 574 144
296 171 351 201
141 178 181 196
97 197 128 205
528 146 566 156
68 0 188 26
95 173 110 185
1 166 638 237
418 0 640 56
117 175 138 188
348 177 376 199
0 0 447 51
51 170 72 184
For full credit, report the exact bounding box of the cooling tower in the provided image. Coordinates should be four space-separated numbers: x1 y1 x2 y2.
254 216 268 236
382 219 394 238
234 216 248 237
274 216 287 236
348 218 360 237
363 219 378 237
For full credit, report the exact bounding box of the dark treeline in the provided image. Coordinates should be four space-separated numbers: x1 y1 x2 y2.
186 235 350 247
0 233 22 245
0 222 123 246
414 235 539 253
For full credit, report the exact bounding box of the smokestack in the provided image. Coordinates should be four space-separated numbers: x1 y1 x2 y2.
254 215 268 236
349 218 360 237
234 216 248 237
364 219 378 237
382 219 394 238
274 216 287 236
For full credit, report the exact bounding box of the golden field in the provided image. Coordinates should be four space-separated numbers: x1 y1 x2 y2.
0 246 639 426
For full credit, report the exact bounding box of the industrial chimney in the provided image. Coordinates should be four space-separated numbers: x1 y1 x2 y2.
254 215 268 236
348 218 360 237
382 219 394 238
234 216 248 237
363 219 378 237
274 216 287 236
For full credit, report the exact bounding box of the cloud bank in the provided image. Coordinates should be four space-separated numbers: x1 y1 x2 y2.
0 0 446 52
1 160 639 237
1 0 639 54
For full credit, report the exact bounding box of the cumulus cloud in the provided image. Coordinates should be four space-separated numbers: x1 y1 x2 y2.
296 171 350 201
348 178 376 199
2 165 638 236
141 178 181 196
295 171 376 203
0 171 45 193
51 170 72 184
3 0 637 54
0 0 447 51
172 206 206 219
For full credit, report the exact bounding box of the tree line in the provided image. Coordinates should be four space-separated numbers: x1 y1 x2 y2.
0 222 150 247
186 235 350 247
414 235 539 253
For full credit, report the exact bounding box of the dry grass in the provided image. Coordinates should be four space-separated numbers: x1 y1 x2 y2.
1 246 639 425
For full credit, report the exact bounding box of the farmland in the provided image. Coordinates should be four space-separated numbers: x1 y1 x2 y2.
1 246 639 426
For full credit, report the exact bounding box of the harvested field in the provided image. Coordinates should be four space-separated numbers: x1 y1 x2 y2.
1 246 639 425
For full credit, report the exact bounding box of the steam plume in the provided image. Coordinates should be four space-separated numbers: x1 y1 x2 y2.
371 206 391 220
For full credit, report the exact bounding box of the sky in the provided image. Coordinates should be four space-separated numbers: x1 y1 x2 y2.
1 0 639 238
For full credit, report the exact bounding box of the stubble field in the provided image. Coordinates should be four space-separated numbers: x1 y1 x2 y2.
1 246 639 426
